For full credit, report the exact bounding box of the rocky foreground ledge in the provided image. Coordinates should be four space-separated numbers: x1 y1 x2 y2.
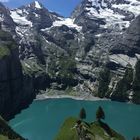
0 116 25 140
55 117 125 140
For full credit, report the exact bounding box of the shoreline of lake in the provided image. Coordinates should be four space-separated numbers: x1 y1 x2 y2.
10 98 140 140
35 93 110 101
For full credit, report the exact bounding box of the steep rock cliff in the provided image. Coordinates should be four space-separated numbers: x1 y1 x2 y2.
0 29 35 120
0 0 140 104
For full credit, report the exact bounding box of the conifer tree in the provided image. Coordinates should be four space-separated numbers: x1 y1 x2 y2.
96 106 105 121
79 108 86 120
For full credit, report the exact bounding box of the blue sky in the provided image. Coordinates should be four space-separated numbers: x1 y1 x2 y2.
1 0 82 17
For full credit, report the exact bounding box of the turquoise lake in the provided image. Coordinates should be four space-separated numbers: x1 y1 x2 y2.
9 99 140 140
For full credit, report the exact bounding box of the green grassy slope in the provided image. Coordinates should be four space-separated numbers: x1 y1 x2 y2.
55 117 125 140
55 117 79 140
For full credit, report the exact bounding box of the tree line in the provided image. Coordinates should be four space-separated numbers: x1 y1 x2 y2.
79 106 105 122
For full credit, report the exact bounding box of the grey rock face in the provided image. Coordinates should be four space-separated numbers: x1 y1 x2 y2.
71 0 139 32
0 0 140 106
0 30 35 120
71 0 104 33
0 3 16 33
71 0 140 103
110 15 140 56
9 1 63 60
10 1 62 30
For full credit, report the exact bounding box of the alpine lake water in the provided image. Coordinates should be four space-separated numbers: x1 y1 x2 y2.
9 98 140 140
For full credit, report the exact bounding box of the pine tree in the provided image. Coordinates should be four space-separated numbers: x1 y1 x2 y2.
79 108 86 120
96 106 105 121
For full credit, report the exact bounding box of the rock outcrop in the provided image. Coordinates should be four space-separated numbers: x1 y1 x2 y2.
0 116 25 140
0 29 35 120
55 117 125 140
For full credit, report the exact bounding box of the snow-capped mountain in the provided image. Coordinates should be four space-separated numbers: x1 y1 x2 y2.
0 0 140 104
10 1 63 28
72 0 140 31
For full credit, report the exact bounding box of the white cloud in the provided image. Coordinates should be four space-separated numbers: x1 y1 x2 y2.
0 0 9 2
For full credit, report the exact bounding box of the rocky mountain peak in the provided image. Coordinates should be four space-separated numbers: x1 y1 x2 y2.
10 1 62 30
87 0 138 7
87 0 108 9
0 2 8 12
83 0 140 17
28 1 43 9
0 2 15 33
72 0 140 32
16 0 47 14
0 3 7 22
0 2 12 21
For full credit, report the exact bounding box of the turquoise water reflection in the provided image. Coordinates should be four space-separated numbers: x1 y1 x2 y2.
10 99 140 140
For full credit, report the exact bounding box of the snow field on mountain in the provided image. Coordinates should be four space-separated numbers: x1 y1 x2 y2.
10 10 32 26
53 18 82 31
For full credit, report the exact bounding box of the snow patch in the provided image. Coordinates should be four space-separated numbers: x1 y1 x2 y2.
86 6 129 29
86 0 140 29
15 27 24 37
95 33 103 37
52 18 82 31
10 10 32 26
112 0 140 17
16 9 23 15
43 36 51 45
15 25 31 37
24 62 31 69
128 90 133 100
34 12 39 18
0 13 4 22
135 54 140 59
34 1 42 9
101 0 107 7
